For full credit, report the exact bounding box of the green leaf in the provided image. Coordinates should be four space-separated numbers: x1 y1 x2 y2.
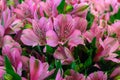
5 56 14 72
4 56 21 80
109 8 120 23
24 24 32 29
84 56 92 68
115 50 120 57
86 11 94 30
109 5 113 12
70 61 80 72
19 0 23 3
55 60 62 70
46 45 56 54
57 0 65 14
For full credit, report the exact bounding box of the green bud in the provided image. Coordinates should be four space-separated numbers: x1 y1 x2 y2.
65 5 73 12
4 74 13 80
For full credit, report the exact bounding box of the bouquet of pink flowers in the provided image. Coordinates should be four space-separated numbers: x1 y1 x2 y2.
0 0 120 80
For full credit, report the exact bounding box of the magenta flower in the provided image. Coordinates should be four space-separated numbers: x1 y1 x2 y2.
13 0 39 19
0 0 6 12
83 24 104 43
54 46 74 65
2 8 16 30
86 71 107 80
46 14 84 47
21 17 53 46
30 56 55 80
65 70 85 80
2 35 22 75
0 25 5 47
55 69 64 80
40 0 61 17
94 37 120 63
110 67 120 78
108 21 120 41
0 67 5 78
70 3 89 18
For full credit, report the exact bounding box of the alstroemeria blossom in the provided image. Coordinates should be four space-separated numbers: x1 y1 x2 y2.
55 69 64 80
54 46 74 65
110 67 120 78
46 14 84 47
40 0 61 17
2 35 22 75
94 37 120 63
21 17 53 46
86 71 107 80
65 70 85 80
30 56 55 80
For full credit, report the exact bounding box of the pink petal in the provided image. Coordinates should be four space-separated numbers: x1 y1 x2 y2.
74 17 87 33
68 30 84 48
46 30 58 47
21 29 39 47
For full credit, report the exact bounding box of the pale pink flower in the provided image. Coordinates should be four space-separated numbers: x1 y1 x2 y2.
14 0 42 19
46 14 84 47
0 0 6 12
110 67 120 79
0 66 5 78
74 17 87 33
54 46 74 65
1 8 16 30
2 35 22 75
0 25 5 47
83 23 104 43
40 0 61 17
94 37 120 63
21 17 53 46
10 19 24 33
86 71 107 80
108 21 120 41
55 69 64 80
66 0 80 5
30 56 55 80
65 70 85 80
70 3 88 18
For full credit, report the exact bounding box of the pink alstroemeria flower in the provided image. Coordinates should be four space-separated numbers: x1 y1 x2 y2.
55 69 64 80
40 0 61 17
65 70 85 80
0 0 6 12
46 14 84 47
108 21 120 41
1 8 16 30
0 66 5 79
2 35 22 75
86 71 107 80
94 37 120 63
30 56 55 80
0 25 5 48
10 19 24 33
21 17 53 47
70 3 89 18
54 46 74 65
74 17 87 33
89 0 119 17
66 0 80 5
110 67 120 79
14 0 43 19
83 23 104 43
